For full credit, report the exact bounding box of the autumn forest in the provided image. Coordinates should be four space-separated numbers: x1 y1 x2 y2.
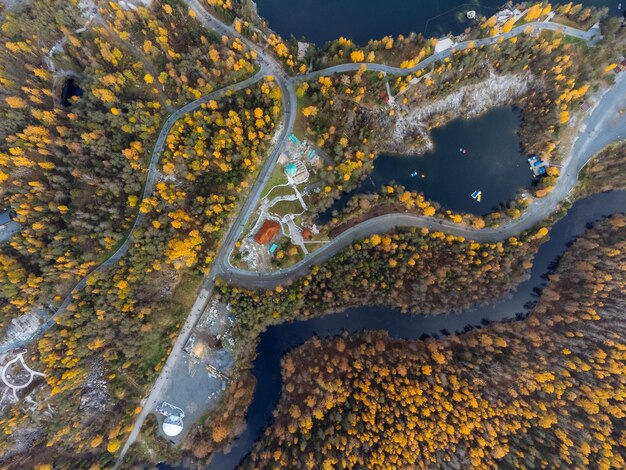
0 0 624 469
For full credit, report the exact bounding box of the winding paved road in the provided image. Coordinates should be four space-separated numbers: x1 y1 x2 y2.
295 21 600 81
220 71 626 288
116 8 619 465
8 5 607 464
0 68 269 355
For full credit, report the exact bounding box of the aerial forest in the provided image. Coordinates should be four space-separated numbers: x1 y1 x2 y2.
244 215 626 469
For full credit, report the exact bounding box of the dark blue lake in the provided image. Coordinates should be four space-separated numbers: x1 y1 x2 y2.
206 191 626 470
256 0 621 46
319 106 534 223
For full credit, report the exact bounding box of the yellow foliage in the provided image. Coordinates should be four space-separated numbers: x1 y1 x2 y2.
350 50 365 62
502 17 516 33
106 438 121 453
5 96 27 109
302 106 318 117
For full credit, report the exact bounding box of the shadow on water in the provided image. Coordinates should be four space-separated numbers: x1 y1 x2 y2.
61 78 83 107
255 0 620 46
204 190 626 470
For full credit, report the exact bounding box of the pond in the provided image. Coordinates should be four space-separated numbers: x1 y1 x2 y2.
255 0 621 46
318 106 534 223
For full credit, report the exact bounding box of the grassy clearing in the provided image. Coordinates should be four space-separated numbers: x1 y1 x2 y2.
304 241 327 252
269 198 306 218
292 95 310 139
561 34 588 50
265 184 295 200
261 164 289 197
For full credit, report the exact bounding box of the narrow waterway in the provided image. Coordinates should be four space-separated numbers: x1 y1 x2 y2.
206 190 626 469
319 106 533 223
255 0 621 45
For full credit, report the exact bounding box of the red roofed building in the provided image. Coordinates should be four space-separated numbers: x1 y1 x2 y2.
254 219 281 245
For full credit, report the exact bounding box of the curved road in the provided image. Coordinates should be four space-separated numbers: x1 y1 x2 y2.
220 71 626 288
295 21 599 81
66 7 610 464
0 67 270 355
4 11 605 357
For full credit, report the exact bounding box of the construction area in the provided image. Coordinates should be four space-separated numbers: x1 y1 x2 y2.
234 135 330 271
155 300 235 443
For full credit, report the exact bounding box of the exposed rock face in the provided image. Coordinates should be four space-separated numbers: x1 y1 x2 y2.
0 428 45 465
79 359 109 424
388 73 536 154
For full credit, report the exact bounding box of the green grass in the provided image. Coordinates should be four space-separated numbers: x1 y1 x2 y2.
140 337 167 374
139 272 202 374
261 164 289 198
265 184 295 200
293 95 310 139
269 198 306 218
561 34 588 50
303 241 327 252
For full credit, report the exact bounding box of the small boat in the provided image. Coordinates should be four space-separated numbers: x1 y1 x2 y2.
476 192 482 202
410 171 418 177
471 190 482 202
421 174 426 178
467 10 476 20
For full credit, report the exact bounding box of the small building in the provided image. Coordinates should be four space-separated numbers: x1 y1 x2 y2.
306 148 320 166
496 8 522 26
7 313 41 342
0 209 15 226
156 401 185 438
254 219 281 245
297 42 310 61
528 155 548 176
284 160 309 184
434 37 455 54
162 414 184 437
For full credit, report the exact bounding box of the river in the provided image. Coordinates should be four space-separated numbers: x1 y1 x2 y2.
206 190 626 469
255 0 622 45
318 106 533 223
